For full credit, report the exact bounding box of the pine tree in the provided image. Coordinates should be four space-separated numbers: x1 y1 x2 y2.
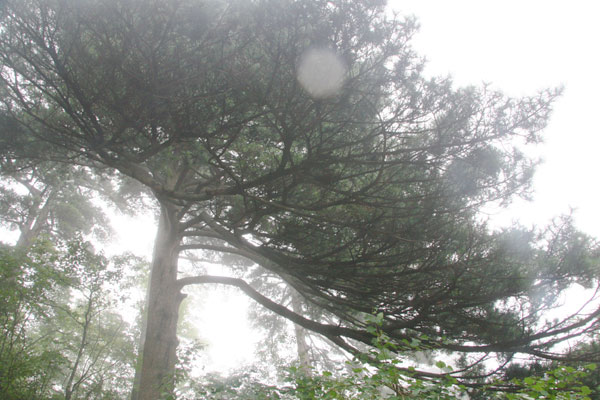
1 1 598 398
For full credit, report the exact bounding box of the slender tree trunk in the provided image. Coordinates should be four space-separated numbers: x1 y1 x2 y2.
64 294 94 400
16 188 57 248
130 279 150 400
291 289 311 376
133 202 184 400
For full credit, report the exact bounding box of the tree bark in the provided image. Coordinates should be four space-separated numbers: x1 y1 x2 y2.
291 289 311 376
130 278 150 400
16 186 57 248
133 202 184 400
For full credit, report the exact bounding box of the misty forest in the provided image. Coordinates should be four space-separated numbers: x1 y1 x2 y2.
1 0 599 399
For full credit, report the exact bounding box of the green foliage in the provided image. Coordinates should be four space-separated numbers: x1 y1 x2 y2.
187 360 597 400
0 238 140 399
274 318 463 399
192 319 596 400
272 329 598 400
0 241 68 399
283 364 456 399
0 161 113 246
501 364 595 400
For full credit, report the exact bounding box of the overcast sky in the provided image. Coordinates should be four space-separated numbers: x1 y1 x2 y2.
390 0 600 237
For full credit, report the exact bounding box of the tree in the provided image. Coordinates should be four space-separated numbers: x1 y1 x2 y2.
0 110 148 249
0 113 144 397
0 241 67 399
0 238 140 399
55 239 140 400
246 272 347 377
1 0 598 398
0 161 111 248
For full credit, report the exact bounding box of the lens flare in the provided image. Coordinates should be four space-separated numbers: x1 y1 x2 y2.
297 48 347 98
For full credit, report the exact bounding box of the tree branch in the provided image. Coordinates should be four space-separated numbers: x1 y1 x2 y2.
176 274 373 344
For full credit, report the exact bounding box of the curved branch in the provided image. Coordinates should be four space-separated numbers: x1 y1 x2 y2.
176 274 373 344
178 243 252 259
175 274 483 385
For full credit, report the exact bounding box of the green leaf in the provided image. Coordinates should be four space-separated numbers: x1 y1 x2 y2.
523 377 535 385
584 363 597 371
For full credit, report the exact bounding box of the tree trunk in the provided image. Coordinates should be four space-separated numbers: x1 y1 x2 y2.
291 289 311 376
133 203 184 400
16 188 57 248
64 294 94 400
130 278 150 400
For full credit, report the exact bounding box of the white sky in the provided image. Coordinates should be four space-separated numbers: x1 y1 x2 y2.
390 0 600 237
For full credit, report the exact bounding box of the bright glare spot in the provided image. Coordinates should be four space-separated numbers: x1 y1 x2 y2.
199 288 259 372
297 48 347 98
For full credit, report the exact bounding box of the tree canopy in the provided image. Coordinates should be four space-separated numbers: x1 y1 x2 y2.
1 0 598 397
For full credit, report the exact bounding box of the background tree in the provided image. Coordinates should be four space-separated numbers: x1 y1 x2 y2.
246 272 347 377
0 108 149 397
56 239 140 400
0 110 150 249
0 238 141 399
0 162 111 248
1 0 599 398
0 241 67 399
